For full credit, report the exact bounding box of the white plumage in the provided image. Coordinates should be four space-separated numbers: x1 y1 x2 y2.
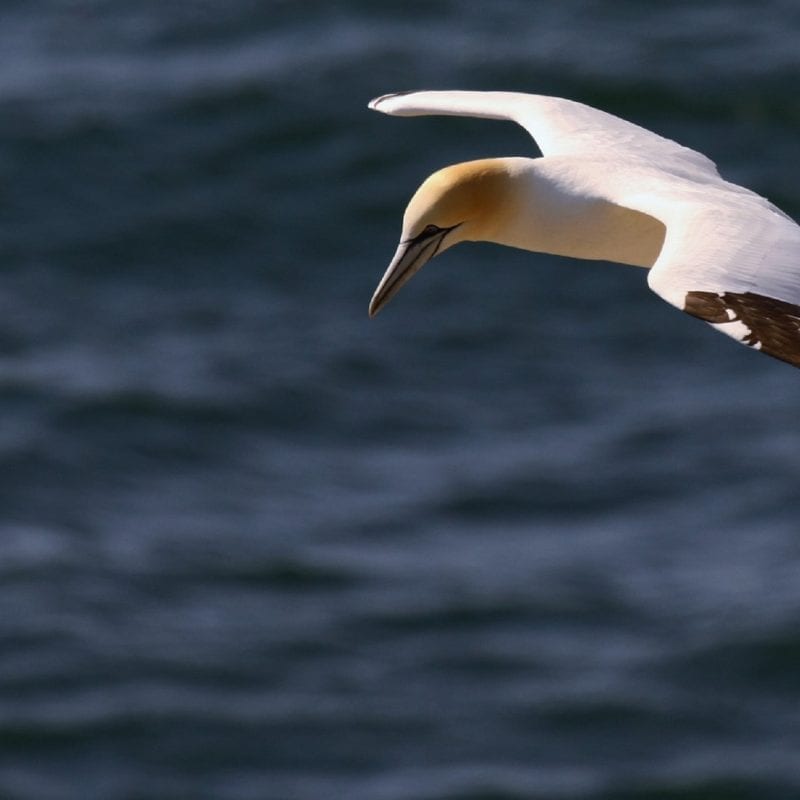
369 90 800 368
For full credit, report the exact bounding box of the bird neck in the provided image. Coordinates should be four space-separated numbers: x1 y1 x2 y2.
480 158 665 268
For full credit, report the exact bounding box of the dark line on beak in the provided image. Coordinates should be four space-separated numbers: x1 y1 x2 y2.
382 237 438 299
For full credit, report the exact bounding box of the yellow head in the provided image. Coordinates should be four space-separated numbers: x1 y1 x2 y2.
369 159 515 317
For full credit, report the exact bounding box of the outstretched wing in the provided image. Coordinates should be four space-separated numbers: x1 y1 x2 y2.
369 89 720 177
632 188 800 367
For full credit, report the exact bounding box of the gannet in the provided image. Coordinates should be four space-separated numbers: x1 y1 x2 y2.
368 90 800 368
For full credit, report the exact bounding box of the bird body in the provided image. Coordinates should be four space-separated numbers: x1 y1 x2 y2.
368 90 800 368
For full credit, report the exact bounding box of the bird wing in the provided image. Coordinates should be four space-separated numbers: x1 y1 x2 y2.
370 90 800 368
626 184 800 367
369 89 720 177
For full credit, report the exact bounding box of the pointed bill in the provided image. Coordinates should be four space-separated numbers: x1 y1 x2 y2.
369 228 452 317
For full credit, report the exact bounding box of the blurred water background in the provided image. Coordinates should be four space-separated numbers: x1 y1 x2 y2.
1 2 800 798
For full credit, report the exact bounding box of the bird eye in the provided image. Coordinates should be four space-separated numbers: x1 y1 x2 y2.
405 223 447 246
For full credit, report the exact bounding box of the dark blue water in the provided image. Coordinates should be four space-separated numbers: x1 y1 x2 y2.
1 2 800 798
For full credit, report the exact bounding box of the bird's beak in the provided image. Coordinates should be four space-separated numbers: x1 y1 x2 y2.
368 227 454 317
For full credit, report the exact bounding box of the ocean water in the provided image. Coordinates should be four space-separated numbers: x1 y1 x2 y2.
1 2 800 799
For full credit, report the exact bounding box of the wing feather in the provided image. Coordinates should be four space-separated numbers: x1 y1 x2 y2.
369 90 720 177
617 182 800 366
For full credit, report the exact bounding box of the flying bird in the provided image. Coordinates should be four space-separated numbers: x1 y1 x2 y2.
368 90 800 368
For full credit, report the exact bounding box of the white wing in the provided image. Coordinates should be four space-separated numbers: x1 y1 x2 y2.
632 185 800 367
371 90 800 367
369 90 720 177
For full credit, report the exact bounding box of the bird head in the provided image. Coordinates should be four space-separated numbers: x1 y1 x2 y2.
369 159 513 317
